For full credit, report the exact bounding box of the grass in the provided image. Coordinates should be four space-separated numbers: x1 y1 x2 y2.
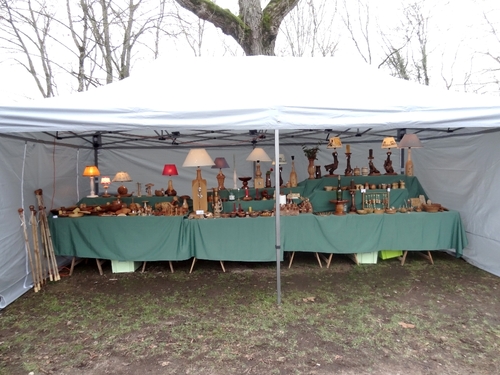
1 253 500 375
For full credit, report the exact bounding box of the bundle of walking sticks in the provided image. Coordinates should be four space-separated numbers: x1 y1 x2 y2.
17 189 60 292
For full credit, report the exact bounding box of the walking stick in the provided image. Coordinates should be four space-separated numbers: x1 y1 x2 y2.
35 189 60 281
18 208 39 292
29 205 44 289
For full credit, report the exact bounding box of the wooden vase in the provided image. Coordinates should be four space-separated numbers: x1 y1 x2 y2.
307 158 316 179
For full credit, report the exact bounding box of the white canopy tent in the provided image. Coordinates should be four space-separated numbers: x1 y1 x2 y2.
1 56 499 308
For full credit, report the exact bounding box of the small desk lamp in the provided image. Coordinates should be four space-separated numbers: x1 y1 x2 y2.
112 171 132 196
162 164 179 196
381 137 398 175
246 148 272 189
183 148 214 213
100 176 111 197
211 157 230 190
399 134 423 176
83 165 100 198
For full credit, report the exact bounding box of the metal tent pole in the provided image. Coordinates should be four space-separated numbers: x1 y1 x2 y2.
274 129 281 305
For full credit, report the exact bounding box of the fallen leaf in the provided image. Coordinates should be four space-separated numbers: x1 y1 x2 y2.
302 296 316 302
398 321 415 329
160 361 170 367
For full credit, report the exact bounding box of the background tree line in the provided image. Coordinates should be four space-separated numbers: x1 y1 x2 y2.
0 0 498 100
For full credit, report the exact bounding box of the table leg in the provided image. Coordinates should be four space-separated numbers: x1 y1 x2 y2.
288 252 295 268
326 254 333 268
315 253 323 268
189 257 197 273
169 261 174 273
220 261 226 272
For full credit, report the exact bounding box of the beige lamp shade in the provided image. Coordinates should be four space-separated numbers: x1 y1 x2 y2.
399 134 423 149
182 148 214 167
112 171 132 182
83 165 100 177
246 148 272 162
381 137 398 149
327 137 343 149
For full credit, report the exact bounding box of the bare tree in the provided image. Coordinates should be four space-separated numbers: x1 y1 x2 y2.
173 0 300 55
341 0 373 64
0 0 57 97
277 0 339 57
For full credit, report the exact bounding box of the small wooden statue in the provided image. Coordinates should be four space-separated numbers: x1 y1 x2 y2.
324 151 339 176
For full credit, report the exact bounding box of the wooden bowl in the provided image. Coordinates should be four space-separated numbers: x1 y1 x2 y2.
422 203 441 213
374 209 384 214
357 209 367 215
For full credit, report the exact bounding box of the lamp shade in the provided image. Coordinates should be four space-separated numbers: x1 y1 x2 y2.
112 171 132 182
399 134 423 149
182 148 214 167
83 165 100 177
327 137 343 149
211 157 230 169
246 148 272 162
100 176 111 185
381 137 398 149
162 164 179 176
272 154 287 165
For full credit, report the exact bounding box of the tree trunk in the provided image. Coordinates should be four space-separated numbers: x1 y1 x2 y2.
174 0 300 55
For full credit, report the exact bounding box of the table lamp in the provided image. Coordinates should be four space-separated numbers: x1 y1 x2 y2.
100 176 111 197
246 148 271 189
381 137 398 175
182 148 214 213
112 171 132 196
211 157 230 190
162 164 179 196
399 133 423 176
325 137 343 176
82 165 100 198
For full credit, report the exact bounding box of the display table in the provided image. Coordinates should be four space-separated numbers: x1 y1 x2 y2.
48 210 467 264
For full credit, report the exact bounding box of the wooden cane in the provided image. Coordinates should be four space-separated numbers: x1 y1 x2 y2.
29 205 44 289
18 208 39 292
35 189 60 281
38 206 54 281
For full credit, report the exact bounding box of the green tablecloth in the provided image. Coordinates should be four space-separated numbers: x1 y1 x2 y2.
48 210 467 262
280 211 467 255
48 216 191 261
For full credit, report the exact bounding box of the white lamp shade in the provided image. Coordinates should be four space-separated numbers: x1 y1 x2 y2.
399 134 423 149
182 148 214 167
271 154 287 165
100 176 111 185
246 148 272 162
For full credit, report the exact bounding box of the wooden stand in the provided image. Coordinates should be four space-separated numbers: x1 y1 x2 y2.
330 199 348 216
192 168 208 213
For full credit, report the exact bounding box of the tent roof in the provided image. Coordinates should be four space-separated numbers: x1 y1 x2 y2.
0 56 499 148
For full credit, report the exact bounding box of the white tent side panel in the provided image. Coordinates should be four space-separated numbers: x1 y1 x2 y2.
0 138 91 308
415 132 500 277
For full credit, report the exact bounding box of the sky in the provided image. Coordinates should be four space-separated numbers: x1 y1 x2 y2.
0 0 498 103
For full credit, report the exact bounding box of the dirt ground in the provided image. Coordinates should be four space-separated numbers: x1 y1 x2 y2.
1 252 499 375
